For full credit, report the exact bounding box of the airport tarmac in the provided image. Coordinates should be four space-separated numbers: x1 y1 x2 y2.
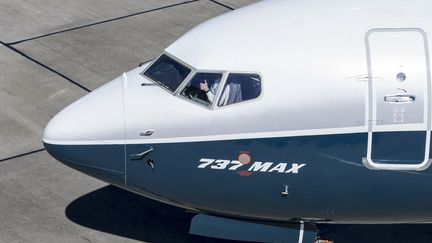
0 1 258 242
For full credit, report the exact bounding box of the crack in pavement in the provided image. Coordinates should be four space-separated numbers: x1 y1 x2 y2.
209 0 234 10
5 0 200 46
0 40 92 92
0 148 46 163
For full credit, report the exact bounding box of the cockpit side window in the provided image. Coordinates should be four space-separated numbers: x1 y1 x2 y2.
143 54 191 92
180 72 223 107
218 73 261 106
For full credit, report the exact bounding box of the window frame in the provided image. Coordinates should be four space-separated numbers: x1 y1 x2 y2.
141 52 196 94
142 53 263 109
176 70 228 110
214 71 264 109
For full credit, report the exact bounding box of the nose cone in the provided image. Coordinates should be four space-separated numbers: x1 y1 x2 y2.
44 77 125 144
43 76 126 186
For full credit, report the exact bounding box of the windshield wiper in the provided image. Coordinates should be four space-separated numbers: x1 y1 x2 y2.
141 83 157 86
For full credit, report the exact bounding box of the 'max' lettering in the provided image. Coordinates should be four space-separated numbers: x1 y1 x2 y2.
198 159 306 174
248 162 273 172
285 163 306 174
248 162 306 173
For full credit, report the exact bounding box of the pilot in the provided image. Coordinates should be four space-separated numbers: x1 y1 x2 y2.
199 80 216 102
200 80 230 105
200 80 230 104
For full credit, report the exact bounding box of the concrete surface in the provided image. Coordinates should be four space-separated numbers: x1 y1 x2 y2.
0 0 187 44
14 1 230 90
0 46 86 159
0 0 258 242
213 0 258 9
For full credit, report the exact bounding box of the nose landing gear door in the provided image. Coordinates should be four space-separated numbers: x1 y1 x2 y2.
363 28 432 171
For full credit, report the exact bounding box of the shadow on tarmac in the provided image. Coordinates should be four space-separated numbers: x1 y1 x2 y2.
65 185 244 243
66 185 432 243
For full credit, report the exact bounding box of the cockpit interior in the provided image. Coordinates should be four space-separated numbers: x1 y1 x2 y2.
142 53 262 108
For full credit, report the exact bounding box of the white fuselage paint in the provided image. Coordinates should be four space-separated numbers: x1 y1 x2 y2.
43 0 432 150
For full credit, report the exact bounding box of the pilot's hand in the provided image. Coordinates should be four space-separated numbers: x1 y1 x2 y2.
200 80 209 92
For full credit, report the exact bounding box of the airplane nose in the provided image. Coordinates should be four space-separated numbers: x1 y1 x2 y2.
43 76 126 186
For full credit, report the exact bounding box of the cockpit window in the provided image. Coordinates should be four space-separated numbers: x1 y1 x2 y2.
180 72 223 106
218 73 261 106
143 54 191 92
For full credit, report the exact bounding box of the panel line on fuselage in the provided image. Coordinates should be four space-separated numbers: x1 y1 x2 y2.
43 126 370 145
